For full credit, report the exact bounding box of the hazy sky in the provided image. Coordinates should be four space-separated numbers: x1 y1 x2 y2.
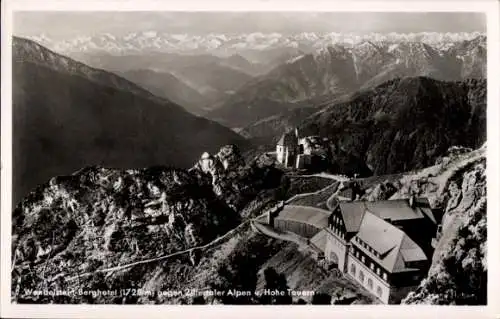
14 12 486 39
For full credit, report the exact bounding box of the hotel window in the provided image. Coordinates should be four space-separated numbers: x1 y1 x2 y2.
350 264 356 276
361 256 365 263
368 278 373 290
376 286 382 297
383 272 388 281
349 246 354 254
370 262 375 271
355 251 359 258
376 267 381 275
359 271 365 283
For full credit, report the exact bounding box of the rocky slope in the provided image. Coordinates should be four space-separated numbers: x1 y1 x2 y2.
12 37 249 205
11 145 286 304
357 145 487 304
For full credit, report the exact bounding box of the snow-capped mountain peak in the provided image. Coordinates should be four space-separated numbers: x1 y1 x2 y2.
23 31 485 57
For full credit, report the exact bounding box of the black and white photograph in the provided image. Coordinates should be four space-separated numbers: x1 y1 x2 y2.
1 0 499 317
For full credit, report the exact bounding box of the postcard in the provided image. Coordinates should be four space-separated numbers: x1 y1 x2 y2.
1 0 499 318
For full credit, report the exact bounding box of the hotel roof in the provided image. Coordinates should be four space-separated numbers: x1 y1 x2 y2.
352 211 427 273
337 198 428 233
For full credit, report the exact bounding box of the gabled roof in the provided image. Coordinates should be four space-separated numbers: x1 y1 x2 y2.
356 211 402 257
337 198 426 234
364 199 424 221
277 131 297 146
338 202 366 233
352 211 427 273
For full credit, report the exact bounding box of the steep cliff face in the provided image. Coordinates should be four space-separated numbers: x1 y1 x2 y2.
359 145 486 305
401 155 486 305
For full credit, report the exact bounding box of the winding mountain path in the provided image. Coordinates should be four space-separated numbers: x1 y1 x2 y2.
285 180 341 205
66 210 272 282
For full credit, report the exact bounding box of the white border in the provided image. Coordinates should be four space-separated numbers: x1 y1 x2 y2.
1 1 499 318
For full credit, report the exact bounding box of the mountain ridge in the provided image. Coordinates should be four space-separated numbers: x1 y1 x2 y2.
13 36 179 108
301 76 486 176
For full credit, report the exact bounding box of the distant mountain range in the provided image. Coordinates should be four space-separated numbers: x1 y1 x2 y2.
30 32 485 128
207 35 486 128
27 31 484 56
12 37 248 205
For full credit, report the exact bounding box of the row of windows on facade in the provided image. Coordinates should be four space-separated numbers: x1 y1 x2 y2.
350 263 383 297
355 236 381 258
350 245 388 281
